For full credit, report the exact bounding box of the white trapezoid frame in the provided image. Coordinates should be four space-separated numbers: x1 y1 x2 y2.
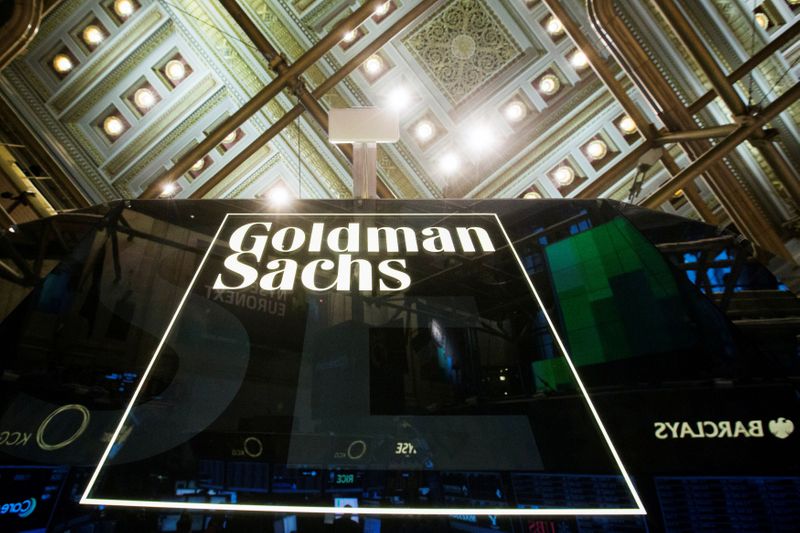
81 212 646 517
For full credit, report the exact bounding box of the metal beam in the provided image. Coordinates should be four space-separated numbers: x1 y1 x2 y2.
688 20 800 115
655 124 739 144
140 0 386 199
189 0 436 199
642 82 800 212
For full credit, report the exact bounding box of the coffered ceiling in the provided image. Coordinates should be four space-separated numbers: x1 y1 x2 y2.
1 0 799 245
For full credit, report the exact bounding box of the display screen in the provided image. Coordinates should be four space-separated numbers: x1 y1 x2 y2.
76 210 640 514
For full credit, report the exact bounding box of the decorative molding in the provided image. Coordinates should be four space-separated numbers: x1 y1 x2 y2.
115 87 228 195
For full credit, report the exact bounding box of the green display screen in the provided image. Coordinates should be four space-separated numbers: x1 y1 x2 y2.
540 217 694 384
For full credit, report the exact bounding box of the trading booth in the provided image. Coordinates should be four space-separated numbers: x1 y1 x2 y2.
0 199 797 532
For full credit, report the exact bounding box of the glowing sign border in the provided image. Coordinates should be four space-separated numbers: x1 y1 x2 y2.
80 212 646 516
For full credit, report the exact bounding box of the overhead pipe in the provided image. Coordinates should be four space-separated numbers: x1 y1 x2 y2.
654 0 800 208
642 82 800 214
688 20 800 115
588 0 787 256
655 124 739 144
542 0 715 221
140 0 387 199
189 0 437 199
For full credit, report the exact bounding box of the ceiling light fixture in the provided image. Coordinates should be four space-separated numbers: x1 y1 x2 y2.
553 165 575 186
439 152 460 174
538 74 560 95
754 12 770 29
82 25 105 46
222 131 238 144
133 87 157 110
374 1 391 17
618 115 638 134
103 116 125 137
585 139 608 160
364 55 384 75
504 101 527 122
570 50 589 69
343 29 357 43
161 183 177 197
52 54 74 74
387 86 411 111
466 124 496 153
545 16 564 35
523 191 542 199
191 159 206 173
268 186 291 205
165 59 187 82
414 120 435 142
114 0 136 18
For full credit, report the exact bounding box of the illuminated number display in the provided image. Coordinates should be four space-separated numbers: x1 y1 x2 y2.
394 442 417 456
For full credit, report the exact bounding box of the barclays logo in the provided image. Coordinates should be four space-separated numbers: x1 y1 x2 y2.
0 497 36 518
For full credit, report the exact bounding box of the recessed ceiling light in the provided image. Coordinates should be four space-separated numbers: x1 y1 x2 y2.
268 186 291 205
52 54 74 74
504 100 527 122
466 124 496 153
133 87 157 110
439 152 460 174
585 139 608 160
222 131 238 144
553 165 575 186
343 29 357 43
161 183 177 197
618 115 638 134
114 0 136 18
191 159 206 173
165 59 187 82
364 55 384 75
570 50 589 69
374 1 391 16
82 25 105 46
523 191 542 199
545 16 564 35
387 86 411 111
414 120 435 142
538 74 560 95
754 12 770 29
103 115 125 137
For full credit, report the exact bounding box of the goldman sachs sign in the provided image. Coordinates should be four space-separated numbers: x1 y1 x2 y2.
79 210 645 517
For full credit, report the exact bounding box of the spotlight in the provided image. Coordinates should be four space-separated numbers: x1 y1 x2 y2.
754 12 770 29
523 191 542 199
165 59 187 82
133 87 157 110
504 100 526 122
82 25 105 46
439 152 460 174
585 139 608 160
114 0 136 18
545 16 564 35
222 130 238 144
191 159 206 173
538 74 560 95
569 50 589 69
364 55 384 75
465 124 496 153
553 165 575 186
618 115 637 134
414 120 435 142
52 54 74 74
374 1 391 16
387 86 411 111
161 183 177 197
103 116 125 137
268 186 291 205
343 29 357 43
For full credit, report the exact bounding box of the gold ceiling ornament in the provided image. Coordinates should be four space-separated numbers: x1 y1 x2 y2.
403 0 522 105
